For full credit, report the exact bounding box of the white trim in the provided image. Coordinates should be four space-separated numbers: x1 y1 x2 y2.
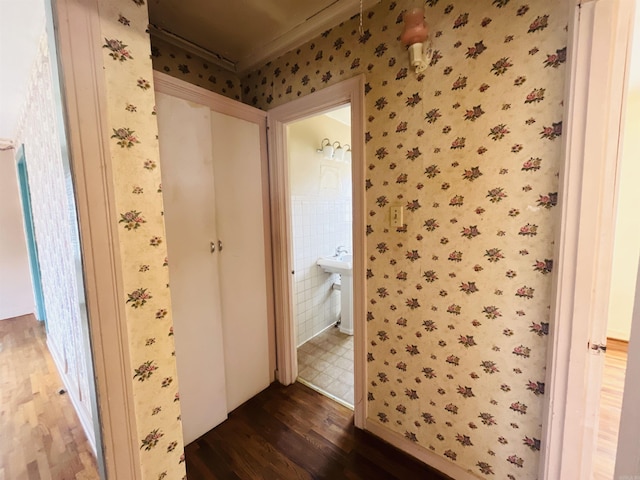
236 0 381 74
267 75 367 429
47 338 97 456
365 420 480 480
540 0 634 478
51 0 142 478
153 71 266 123
153 70 277 380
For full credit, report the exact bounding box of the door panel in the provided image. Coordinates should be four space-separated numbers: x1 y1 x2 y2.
156 92 228 444
211 112 271 412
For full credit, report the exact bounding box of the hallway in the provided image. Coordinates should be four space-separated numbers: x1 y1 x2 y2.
0 315 98 480
184 381 451 480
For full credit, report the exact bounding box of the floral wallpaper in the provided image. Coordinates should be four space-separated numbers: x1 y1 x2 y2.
14 35 94 441
242 0 568 478
150 36 242 100
98 1 185 478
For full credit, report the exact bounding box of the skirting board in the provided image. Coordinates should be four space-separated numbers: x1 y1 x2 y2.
365 419 481 480
47 338 97 456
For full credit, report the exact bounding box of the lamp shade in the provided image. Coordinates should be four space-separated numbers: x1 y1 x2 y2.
401 8 428 46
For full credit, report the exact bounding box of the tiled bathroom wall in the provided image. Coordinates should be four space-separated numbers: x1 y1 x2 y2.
292 197 352 346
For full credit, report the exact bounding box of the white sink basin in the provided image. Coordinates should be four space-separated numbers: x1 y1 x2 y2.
317 254 352 274
317 254 353 335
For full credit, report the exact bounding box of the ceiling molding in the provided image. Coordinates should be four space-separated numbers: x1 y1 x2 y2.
148 24 237 72
235 0 381 74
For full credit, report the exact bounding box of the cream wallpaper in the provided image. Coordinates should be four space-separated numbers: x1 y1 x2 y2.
242 1 568 478
150 37 242 100
98 1 185 478
14 36 94 441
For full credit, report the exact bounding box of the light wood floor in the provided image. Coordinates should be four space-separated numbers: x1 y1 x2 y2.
594 338 628 480
0 314 98 480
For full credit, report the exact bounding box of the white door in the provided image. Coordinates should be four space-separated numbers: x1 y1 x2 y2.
211 112 271 412
156 92 228 444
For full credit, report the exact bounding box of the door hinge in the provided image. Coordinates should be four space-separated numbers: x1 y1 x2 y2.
588 341 607 354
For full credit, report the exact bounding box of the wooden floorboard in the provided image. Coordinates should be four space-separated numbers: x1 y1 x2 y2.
594 338 628 480
2 314 626 479
0 314 98 480
184 382 451 480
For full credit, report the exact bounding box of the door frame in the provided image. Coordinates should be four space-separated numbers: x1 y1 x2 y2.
267 75 367 428
15 145 47 324
540 0 635 478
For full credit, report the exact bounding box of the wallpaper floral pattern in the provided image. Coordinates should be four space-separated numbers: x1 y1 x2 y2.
15 36 94 441
242 1 568 478
98 1 185 478
150 37 242 100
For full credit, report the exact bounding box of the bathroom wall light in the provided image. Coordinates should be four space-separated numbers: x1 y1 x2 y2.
401 6 432 74
333 141 345 162
317 138 350 162
318 138 334 159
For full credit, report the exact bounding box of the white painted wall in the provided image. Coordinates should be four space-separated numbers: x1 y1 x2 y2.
607 12 640 341
288 112 352 345
0 149 34 320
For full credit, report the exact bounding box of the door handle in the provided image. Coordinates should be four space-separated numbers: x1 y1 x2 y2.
210 241 216 253
218 240 223 252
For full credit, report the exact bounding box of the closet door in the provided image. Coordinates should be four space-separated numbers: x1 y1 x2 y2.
156 92 228 444
211 112 271 412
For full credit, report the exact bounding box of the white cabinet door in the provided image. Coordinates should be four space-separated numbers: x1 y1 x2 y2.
156 92 228 444
211 112 271 412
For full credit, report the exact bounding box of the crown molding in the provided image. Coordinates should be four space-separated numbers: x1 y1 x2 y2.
236 0 380 74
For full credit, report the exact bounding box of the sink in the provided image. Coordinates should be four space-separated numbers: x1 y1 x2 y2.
316 254 353 335
317 254 352 274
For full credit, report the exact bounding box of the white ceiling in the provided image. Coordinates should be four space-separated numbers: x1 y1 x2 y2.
0 0 45 140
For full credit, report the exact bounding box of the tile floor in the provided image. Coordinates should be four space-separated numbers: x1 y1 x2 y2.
297 326 354 406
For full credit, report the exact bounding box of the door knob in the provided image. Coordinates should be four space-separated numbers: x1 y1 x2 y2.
218 240 223 252
210 241 216 253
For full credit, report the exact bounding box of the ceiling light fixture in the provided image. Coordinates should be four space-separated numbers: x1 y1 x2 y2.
400 7 433 74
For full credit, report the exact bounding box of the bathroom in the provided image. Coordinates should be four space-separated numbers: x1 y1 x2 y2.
287 105 354 407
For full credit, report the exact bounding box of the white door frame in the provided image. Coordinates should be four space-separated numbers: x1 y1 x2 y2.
267 75 367 428
540 0 635 478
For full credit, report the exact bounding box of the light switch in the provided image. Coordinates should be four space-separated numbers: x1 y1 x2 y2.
390 206 403 227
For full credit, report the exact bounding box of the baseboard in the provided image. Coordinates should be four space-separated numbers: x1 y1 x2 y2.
365 419 482 480
47 338 97 456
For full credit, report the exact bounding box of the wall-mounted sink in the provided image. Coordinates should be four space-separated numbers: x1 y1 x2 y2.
317 254 353 335
317 254 352 275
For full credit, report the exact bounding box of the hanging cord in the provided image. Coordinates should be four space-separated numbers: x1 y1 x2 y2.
359 0 364 36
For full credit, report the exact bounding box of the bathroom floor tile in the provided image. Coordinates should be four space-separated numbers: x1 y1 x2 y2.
297 327 354 406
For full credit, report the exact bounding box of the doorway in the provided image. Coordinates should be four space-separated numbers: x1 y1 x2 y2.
267 75 367 426
287 106 355 407
15 145 46 324
594 2 640 478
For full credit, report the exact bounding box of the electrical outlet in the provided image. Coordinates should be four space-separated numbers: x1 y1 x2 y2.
390 206 403 227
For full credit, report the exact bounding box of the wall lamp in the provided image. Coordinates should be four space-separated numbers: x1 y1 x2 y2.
317 138 351 163
401 7 433 74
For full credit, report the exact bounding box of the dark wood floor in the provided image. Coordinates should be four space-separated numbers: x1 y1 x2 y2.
184 381 450 480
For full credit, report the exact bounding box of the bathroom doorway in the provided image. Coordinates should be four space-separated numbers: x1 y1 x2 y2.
267 75 367 427
287 106 354 407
